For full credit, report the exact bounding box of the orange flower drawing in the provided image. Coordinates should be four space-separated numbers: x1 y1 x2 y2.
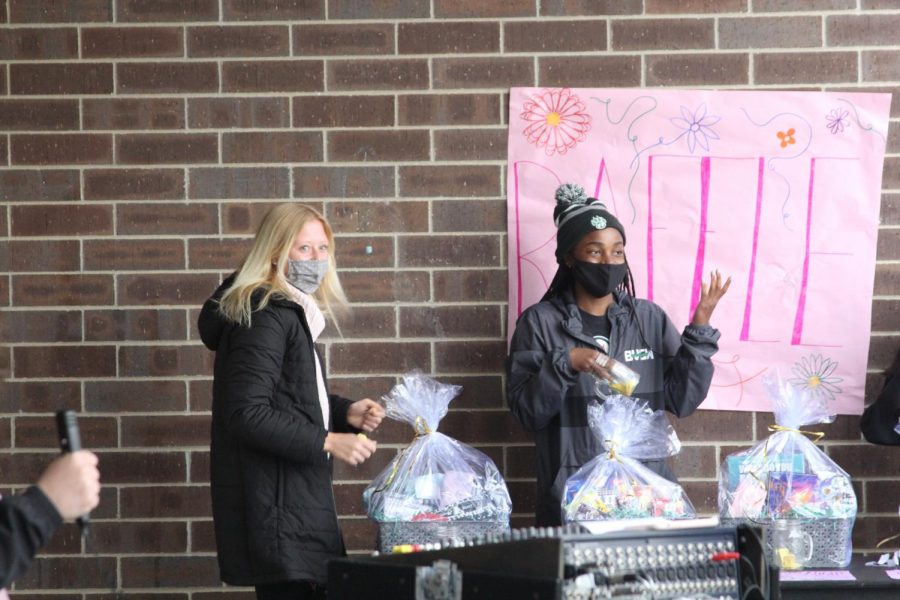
777 128 796 148
520 88 592 156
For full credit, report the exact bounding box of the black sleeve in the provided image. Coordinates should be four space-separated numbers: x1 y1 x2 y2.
659 313 720 418
0 486 63 587
328 394 360 434
860 373 900 446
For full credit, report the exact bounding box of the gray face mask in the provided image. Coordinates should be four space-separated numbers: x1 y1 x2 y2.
286 258 329 294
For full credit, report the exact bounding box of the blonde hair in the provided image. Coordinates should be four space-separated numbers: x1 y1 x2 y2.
217 203 349 327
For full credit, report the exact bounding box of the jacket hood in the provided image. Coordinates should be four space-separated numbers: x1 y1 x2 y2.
198 274 235 351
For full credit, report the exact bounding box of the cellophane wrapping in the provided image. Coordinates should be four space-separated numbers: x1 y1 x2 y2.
563 396 695 522
363 372 512 527
717 373 856 567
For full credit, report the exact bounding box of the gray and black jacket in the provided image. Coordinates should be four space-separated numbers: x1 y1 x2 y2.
506 289 720 526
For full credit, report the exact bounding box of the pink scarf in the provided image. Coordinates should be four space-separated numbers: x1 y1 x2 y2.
282 284 330 426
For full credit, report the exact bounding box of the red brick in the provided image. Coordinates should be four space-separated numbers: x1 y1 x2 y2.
0 309 81 343
15 415 117 448
14 345 115 378
720 16 821 49
434 128 506 161
330 342 431 374
96 451 187 484
293 95 394 128
0 169 80 201
398 93 501 126
223 0 324 20
11 204 112 236
117 62 218 94
117 0 219 22
400 305 500 338
865 479 900 513
399 165 501 197
222 60 322 92
11 134 110 166
84 239 185 271
12 274 114 307
188 25 289 57
647 53 750 86
293 23 393 55
293 166 395 198
190 450 211 482
188 238 254 270
117 274 222 307
0 99 78 131
83 98 185 130
340 271 430 303
119 344 213 377
8 0 111 22
3 240 80 272
333 236 394 268
92 521 188 554
84 169 185 200
889 120 899 154
329 0 429 18
189 167 291 199
539 56 640 87
323 306 396 338
399 234 500 267
441 408 531 441
755 412 862 442
433 198 505 231
85 309 188 342
434 0 535 17
221 201 288 234
117 133 217 165
326 201 428 233
15 557 118 589
828 444 899 477
85 380 186 412
671 410 754 441
646 0 747 12
541 0 641 15
829 14 900 46
435 340 507 374
863 50 900 82
189 97 289 128
434 269 507 302
882 156 900 191
328 130 429 162
755 52 857 84
190 520 217 553
122 415 210 447
880 191 900 223
222 131 322 163
0 381 80 413
10 63 112 95
189 380 213 412
504 20 606 53
122 556 220 588
874 264 900 295
117 203 217 235
81 26 183 58
854 516 900 550
121 485 211 518
434 57 533 89
871 298 900 331
0 27 78 59
612 19 714 51
398 22 498 54
753 0 855 10
329 59 428 92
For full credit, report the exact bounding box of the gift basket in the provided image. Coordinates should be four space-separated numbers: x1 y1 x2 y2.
563 395 695 522
718 374 857 569
363 372 511 552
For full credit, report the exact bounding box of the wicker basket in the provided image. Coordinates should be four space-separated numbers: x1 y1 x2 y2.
376 520 509 553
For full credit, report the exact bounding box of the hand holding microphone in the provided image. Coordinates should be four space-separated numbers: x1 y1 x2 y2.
42 411 100 534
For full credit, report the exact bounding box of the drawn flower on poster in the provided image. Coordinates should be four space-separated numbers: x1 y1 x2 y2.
777 128 796 148
670 104 721 153
520 88 592 156
826 108 850 134
789 354 843 402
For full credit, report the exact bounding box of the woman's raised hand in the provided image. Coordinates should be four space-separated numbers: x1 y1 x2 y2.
692 269 731 326
347 398 385 432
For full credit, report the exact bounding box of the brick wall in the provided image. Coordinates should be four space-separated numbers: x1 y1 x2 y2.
1 0 897 595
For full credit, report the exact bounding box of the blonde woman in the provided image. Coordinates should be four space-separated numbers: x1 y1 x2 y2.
198 203 384 600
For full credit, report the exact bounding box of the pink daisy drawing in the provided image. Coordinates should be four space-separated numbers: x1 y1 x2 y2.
520 88 592 156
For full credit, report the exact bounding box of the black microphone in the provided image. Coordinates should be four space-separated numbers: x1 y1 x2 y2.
55 410 91 540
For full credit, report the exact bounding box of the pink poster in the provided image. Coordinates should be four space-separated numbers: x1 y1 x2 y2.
507 87 891 415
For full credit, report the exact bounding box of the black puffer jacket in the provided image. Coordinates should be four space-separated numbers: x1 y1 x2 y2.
198 279 356 586
507 289 720 526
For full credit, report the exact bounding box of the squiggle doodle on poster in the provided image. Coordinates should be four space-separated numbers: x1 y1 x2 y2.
508 87 892 415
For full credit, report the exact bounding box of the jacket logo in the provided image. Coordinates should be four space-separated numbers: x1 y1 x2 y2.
623 348 654 362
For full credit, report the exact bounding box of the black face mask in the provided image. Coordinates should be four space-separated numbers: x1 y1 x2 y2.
571 261 628 298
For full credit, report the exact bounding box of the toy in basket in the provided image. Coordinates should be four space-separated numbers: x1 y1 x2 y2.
563 395 695 523
362 372 511 552
718 373 857 569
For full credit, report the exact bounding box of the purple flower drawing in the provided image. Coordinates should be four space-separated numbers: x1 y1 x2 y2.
671 104 721 153
826 108 850 134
